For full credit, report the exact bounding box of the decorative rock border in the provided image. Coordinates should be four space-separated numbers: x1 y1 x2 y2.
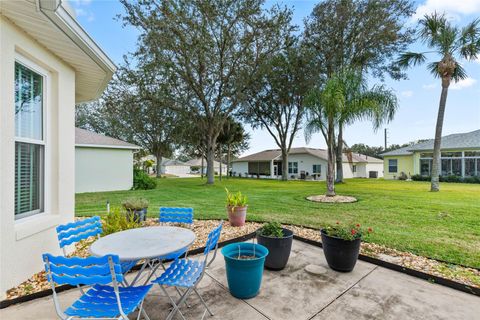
306 195 357 203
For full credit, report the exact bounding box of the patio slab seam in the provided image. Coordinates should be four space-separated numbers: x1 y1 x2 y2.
306 265 379 320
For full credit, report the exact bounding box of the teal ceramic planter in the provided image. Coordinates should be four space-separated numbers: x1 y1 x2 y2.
221 242 269 299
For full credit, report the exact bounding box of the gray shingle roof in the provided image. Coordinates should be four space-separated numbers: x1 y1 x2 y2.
75 128 140 149
381 129 480 156
161 159 188 166
233 147 382 163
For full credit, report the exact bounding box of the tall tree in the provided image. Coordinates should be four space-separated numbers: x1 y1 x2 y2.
242 45 315 180
76 66 184 178
217 117 250 178
398 13 480 191
120 0 294 184
305 70 398 196
303 0 415 182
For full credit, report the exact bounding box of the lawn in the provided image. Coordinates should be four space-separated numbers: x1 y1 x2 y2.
76 178 480 268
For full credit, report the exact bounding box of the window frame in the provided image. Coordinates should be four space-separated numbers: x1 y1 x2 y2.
388 159 398 173
352 165 357 173
14 56 48 220
288 161 298 174
312 164 321 174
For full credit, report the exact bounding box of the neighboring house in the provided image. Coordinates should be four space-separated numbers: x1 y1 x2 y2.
160 159 191 175
185 158 226 175
0 1 115 298
75 128 140 193
232 147 383 180
381 130 480 179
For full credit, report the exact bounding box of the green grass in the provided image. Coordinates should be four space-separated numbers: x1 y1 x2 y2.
76 178 480 268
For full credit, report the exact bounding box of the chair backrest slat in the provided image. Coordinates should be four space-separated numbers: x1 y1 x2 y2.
56 216 102 248
204 221 223 256
159 207 194 224
43 253 123 286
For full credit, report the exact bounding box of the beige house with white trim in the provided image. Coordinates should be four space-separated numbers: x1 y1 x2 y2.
0 0 115 298
232 147 383 179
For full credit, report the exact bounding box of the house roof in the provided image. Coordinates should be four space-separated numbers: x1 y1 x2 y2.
381 130 480 156
75 128 140 150
185 158 225 167
161 159 189 166
0 0 115 102
233 147 383 164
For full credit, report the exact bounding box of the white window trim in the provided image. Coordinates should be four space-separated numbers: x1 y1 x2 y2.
14 54 51 221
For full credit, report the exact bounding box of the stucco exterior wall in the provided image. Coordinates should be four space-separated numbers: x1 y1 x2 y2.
365 163 384 178
75 147 134 193
383 155 414 179
232 162 249 177
0 17 75 298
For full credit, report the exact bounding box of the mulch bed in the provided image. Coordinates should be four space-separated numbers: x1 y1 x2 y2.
4 220 479 301
306 195 358 203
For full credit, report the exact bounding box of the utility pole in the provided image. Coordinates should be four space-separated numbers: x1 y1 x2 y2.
384 128 388 150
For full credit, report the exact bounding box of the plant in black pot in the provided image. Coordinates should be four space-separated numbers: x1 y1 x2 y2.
122 198 149 222
321 223 372 272
257 222 293 270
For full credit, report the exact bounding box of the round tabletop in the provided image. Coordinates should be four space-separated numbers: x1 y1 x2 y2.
90 226 196 261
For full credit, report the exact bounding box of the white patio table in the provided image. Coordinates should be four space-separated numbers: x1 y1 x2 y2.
90 226 196 285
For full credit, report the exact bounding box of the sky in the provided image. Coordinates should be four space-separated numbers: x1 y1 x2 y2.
71 0 480 156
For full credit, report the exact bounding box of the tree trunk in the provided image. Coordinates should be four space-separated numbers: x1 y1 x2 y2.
326 119 336 196
335 124 344 183
218 145 222 181
431 82 449 192
206 140 215 184
227 144 231 179
281 148 288 181
155 152 162 178
201 156 204 179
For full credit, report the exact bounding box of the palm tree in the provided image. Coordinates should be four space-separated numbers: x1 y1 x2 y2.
305 69 398 196
398 13 480 191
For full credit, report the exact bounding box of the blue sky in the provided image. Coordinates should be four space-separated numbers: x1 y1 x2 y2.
72 0 480 156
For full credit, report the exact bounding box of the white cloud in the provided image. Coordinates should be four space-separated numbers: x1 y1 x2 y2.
422 83 437 90
450 77 477 90
70 0 94 22
401 90 414 97
413 0 480 21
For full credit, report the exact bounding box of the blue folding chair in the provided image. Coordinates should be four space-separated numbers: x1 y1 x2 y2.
43 253 152 320
56 217 138 281
152 221 223 320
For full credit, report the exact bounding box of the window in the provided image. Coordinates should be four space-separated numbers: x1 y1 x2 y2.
352 165 357 173
288 162 298 174
465 151 480 157
465 159 476 177
388 159 397 173
14 61 45 219
441 152 462 158
312 164 321 174
420 159 432 176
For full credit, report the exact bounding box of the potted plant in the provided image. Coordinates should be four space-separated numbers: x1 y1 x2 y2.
321 223 372 272
257 222 293 270
221 242 269 299
122 197 149 222
225 188 248 227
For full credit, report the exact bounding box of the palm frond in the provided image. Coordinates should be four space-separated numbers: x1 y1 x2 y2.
458 18 480 60
426 61 441 78
397 52 427 69
452 62 468 82
419 12 448 47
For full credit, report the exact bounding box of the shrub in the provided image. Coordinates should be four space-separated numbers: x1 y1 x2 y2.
411 174 480 184
132 168 156 190
398 172 408 180
122 198 149 210
102 207 141 236
259 222 284 238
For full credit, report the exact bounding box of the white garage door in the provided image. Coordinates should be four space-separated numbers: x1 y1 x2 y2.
166 165 191 175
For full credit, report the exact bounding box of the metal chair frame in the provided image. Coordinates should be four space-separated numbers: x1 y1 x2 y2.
43 254 152 320
152 221 223 320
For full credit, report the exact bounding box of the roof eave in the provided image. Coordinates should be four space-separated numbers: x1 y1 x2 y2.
38 0 116 101
76 143 140 150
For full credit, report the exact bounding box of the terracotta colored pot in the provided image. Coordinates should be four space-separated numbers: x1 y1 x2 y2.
227 205 247 226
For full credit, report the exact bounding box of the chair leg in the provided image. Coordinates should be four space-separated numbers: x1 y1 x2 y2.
194 288 214 316
167 287 192 320
159 285 187 320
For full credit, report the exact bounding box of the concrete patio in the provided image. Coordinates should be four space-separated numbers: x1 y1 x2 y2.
1 240 478 320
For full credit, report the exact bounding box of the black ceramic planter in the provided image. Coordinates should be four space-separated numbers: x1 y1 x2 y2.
321 229 361 272
257 228 293 270
127 208 147 222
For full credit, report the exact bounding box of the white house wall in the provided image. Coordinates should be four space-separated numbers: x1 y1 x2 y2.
0 17 75 298
365 163 384 178
164 165 191 175
286 154 327 179
76 147 134 193
232 162 249 177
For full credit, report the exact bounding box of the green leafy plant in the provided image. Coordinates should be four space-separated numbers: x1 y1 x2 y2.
225 188 248 208
132 168 157 190
122 198 149 211
259 222 284 238
323 222 372 241
102 207 141 236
